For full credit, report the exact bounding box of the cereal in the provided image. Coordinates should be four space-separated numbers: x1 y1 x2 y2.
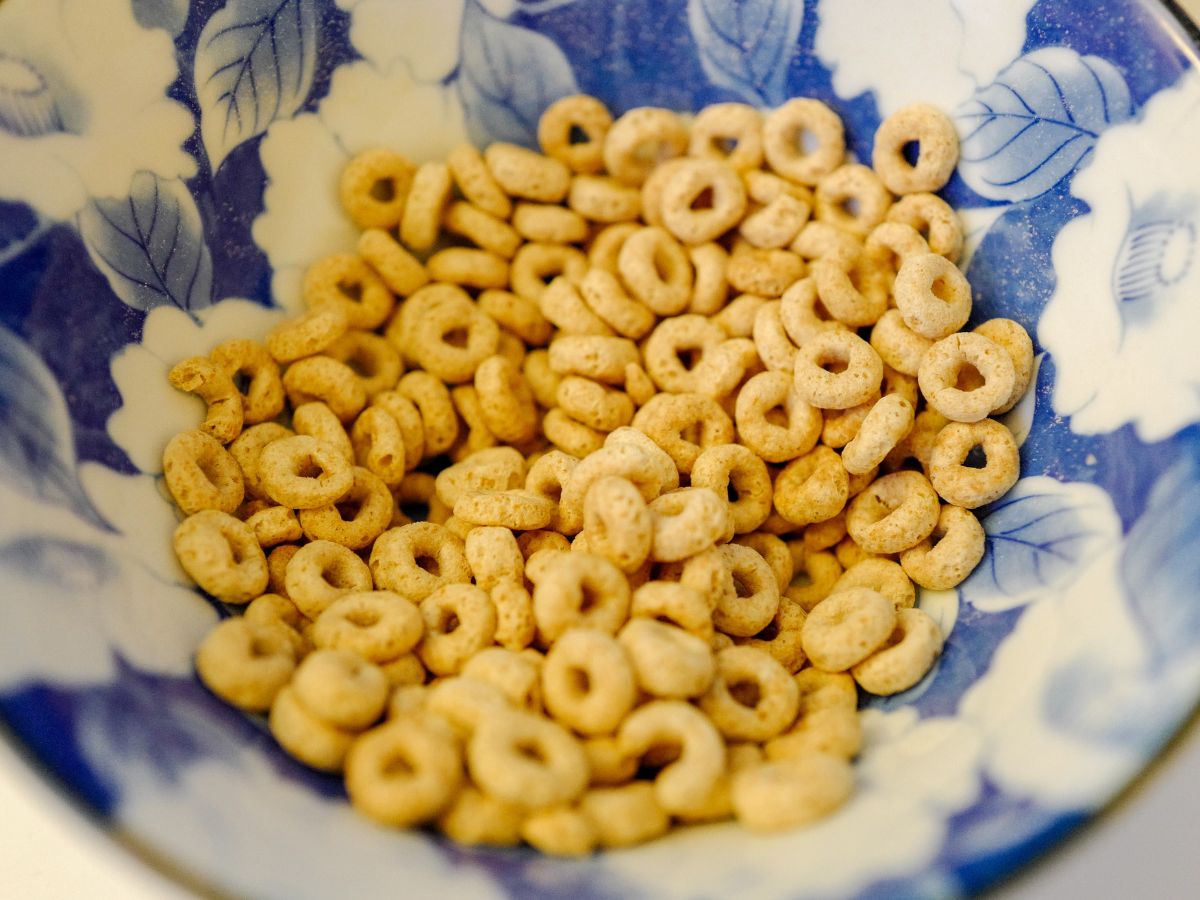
468 708 589 809
312 590 423 663
284 539 373 619
539 94 613 174
617 700 725 816
845 470 940 554
174 510 268 603
801 586 897 672
447 143 512 219
618 226 693 315
900 504 985 589
928 419 1020 508
291 648 388 731
698 646 800 741
338 148 415 230
400 161 453 251
259 434 354 509
618 618 715 699
532 551 630 641
209 338 285 426
918 331 1016 423
345 714 463 826
735 371 823 464
814 164 892 237
792 329 884 410
163 429 245 515
358 228 429 297
281 356 367 423
762 98 845 185
485 142 571 202
195 617 295 712
168 356 243 444
731 754 854 831
894 252 973 339
871 104 959 195
418 584 498 676
303 253 395 331
269 685 358 772
850 607 943 694
542 627 637 734
369 523 471 601
887 192 963 261
659 158 748 244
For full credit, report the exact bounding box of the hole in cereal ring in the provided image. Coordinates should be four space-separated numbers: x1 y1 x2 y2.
818 355 849 375
249 634 276 657
415 554 442 576
337 278 364 302
579 582 602 613
880 624 905 650
382 752 416 778
231 370 252 394
764 403 789 428
729 680 762 708
568 123 590 145
369 177 397 203
675 346 703 371
930 276 954 304
813 295 835 322
442 327 469 349
690 186 715 211
442 612 461 634
955 363 985 392
839 196 862 219
400 501 429 522
726 482 740 503
568 666 591 697
713 136 739 156
516 739 548 765
336 496 364 521
297 455 324 480
964 444 988 469
733 574 754 599
755 618 781 641
902 140 921 167
639 741 682 774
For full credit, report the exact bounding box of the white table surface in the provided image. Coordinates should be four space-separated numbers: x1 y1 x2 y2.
6 2 1200 897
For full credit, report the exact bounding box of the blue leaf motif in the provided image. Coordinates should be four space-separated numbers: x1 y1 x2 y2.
959 476 1120 611
955 47 1133 203
457 0 579 148
132 0 190 37
687 0 805 107
0 326 108 527
77 172 213 315
194 0 318 171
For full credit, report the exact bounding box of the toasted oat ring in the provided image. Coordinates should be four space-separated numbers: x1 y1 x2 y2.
244 504 303 548
320 330 403 399
454 489 556 530
870 308 934 377
918 332 1016 423
397 372 458 458
163 429 245 515
887 192 963 261
369 522 471 601
400 161 453 251
851 607 943 695
532 551 631 642
814 164 892 237
845 470 940 554
229 423 294 502
513 201 590 244
617 700 724 816
291 647 388 731
630 580 714 643
426 247 510 290
588 221 641 273
800 586 897 673
283 539 372 619
404 284 501 384
725 245 806 298
688 242 730 315
735 370 823 464
731 753 853 832
793 329 884 410
282 356 367 424
478 289 553 346
632 392 734 475
449 387 496 463
339 148 415 231
581 782 670 847
350 406 406 486
642 314 724 392
521 806 597 857
258 435 354 509
269 685 357 771
209 339 284 426
617 618 715 700
436 785 524 847
447 143 512 219
691 444 773 535
773 445 849 527
764 703 862 760
900 504 985 590
974 318 1035 414
740 190 811 249
540 275 616 336
468 709 589 810
687 101 764 171
928 419 1020 508
548 334 642 385
168 356 243 444
461 647 541 711
541 627 637 735
658 158 748 245
811 253 889 329
785 549 844 612
618 226 694 316
732 532 794 594
312 590 424 663
303 253 395 332
485 142 572 202
357 228 429 297
648 488 730 563
751 300 799 372
790 220 862 267
510 243 588 304
832 557 915 611
699 646 799 741
543 409 605 458
464 526 524 591
557 376 634 433
417 583 498 676
345 715 463 827
266 304 349 364
583 476 652 573
491 579 537 651
442 202 522 259
841 394 916 475
568 175 642 224
712 543 782 637
872 103 959 195
822 390 881 450
195 617 295 712
298 466 393 550
894 252 973 340
761 98 845 185
602 107 689 186
538 94 614 174
172 508 268 603
474 354 538 444
738 595 808 673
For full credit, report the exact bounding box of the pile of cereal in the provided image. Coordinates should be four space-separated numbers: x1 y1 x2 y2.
163 94 1032 852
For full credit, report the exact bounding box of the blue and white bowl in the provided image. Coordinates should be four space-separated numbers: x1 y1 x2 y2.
3 1 1200 897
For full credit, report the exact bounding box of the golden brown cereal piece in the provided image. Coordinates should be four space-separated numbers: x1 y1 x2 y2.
266 304 349 364
583 475 653 573
741 193 811 250
539 94 613 174
245 504 303 547
403 284 501 384
785 548 844 613
872 103 959 195
468 708 589 809
803 511 847 553
209 339 284 426
532 551 631 642
851 607 943 695
436 785 524 848
484 142 571 203
512 201 589 244
765 704 862 760
752 300 800 372
312 590 423 663
731 753 853 831
163 429 245 515
425 676 509 738
478 289 553 346
822 391 880 450
648 488 730 563
540 275 616 336
630 580 715 644
266 544 299 598
291 401 354 469
557 376 634 433
801 586 898 672
543 408 606 458
292 648 388 731
418 583 498 676
588 221 641 273
762 98 845 185
228 422 293 501
474 355 539 444
284 539 373 619
790 220 862 268
632 392 734 475
298 466 393 550
735 370 823 464
453 489 556 530
510 242 588 304
282 356 367 424
617 700 725 817
811 252 888 328
814 163 892 237
344 714 463 826
397 371 458 458
195 617 295 712
461 647 541 712
547 334 641 385
713 543 781 637
832 557 916 611
357 228 429 297
339 148 415 230
834 534 877 570
845 470 940 554
793 329 884 411
303 253 395 332
601 106 689 186
928 419 1020 508
738 596 808 673
568 175 642 223
618 619 715 700
643 316 752 398
699 646 800 741
521 806 597 857
442 201 522 258
464 526 524 591
778 277 845 348
887 192 963 261
491 578 537 651
841 394 916 475
436 446 526 508
245 592 310 658
400 161 453 251
618 225 694 316
687 241 730 316
659 157 748 244
168 356 244 444
174 510 268 603
623 361 657 407
349 406 405 486
542 627 637 735
774 445 849 527
974 318 1035 414
323 330 403 398
692 444 773 535
580 782 671 848
269 685 358 772
690 102 764 171
894 251 973 340
447 143 512 219
900 504 986 590
369 522 471 601
733 532 794 593
425 247 510 290
258 434 354 509
918 331 1016 423
726 244 806 298
870 308 934 377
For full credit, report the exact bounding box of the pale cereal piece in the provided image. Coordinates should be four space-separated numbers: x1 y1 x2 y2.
811 252 889 328
582 736 638 786
735 370 823 464
478 289 553 346
641 313 723 391
434 785 523 848
629 580 714 644
484 142 571 202
169 356 244 444
632 392 734 475
229 422 293 501
436 446 526 508
845 470 940 555
841 394 916 475
447 143 512 219
468 708 589 809
762 98 845 185
580 783 670 848
358 228 429 297
425 676 510 738
245 504 303 548
266 304 349 364
369 522 471 601
298 467 393 550
556 376 635 433
579 267 656 340
522 348 562 409
303 253 395 332
870 308 934 377
163 429 245 515
732 532 794 593
894 251 973 340
464 526 524 591
692 444 773 535
884 407 948 474
453 489 556 530
737 596 808 673
312 590 423 663
209 338 284 426
690 102 764 171
344 714 463 826
648 487 731 563
461 647 541 712
400 161 453 251
832 557 916 612
744 169 814 205
540 275 616 336
348 405 406 485
245 592 309 657
258 434 354 509
785 549 843 612
472 354 539 445
872 103 959 195
792 329 884 410
834 534 878 570
639 156 691 228
918 331 1016 423
425 247 510 290
740 193 811 250
547 334 641 384
928 419 1020 509
174 509 268 603
491 578 537 651
733 753 854 831
398 371 459 458
543 408 606 458
532 551 630 642
324 330 403 398
521 806 597 857
851 607 943 695
417 583 498 676
387 684 430 719
292 648 388 731
401 283 501 385
814 163 892 237
709 290 769 337
900 504 985 590
617 700 725 817
887 192 963 261
282 356 367 424
604 426 681 493
539 94 613 174
752 299 800 372
864 221 929 285
269 685 358 772
688 241 731 315
773 445 849 527
801 586 898 672
617 618 715 700
364 394 422 475
821 391 879 450
658 157 748 244
803 512 847 553
790 220 862 267
339 147 416 230
442 202 522 258
583 475 652 573
586 223 637 276
618 225 694 315
496 329 528 371
266 544 299 598
699 646 800 741
512 201 589 244
779 277 848 354
622 362 657 407
541 627 637 735
713 543 781 637
568 174 642 223
442 514 478 541
602 106 689 186
726 244 807 298
282 539 373 620
510 242 588 304
195 617 295 712
973 318 1035 414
